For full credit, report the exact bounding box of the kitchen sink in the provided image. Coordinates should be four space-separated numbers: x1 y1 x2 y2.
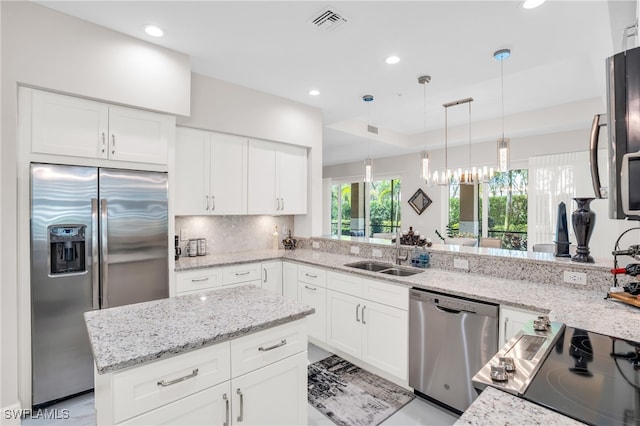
344 261 423 276
344 261 393 272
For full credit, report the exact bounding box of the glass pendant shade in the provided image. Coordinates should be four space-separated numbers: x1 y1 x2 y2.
497 137 510 172
364 158 373 183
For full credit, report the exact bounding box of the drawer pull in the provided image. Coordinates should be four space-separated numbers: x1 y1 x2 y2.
237 388 244 422
191 277 209 283
305 273 318 278
223 393 230 426
157 368 199 387
304 285 317 291
235 271 251 276
258 339 287 352
356 304 361 322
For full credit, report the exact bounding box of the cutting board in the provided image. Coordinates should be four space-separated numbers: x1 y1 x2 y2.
608 291 640 308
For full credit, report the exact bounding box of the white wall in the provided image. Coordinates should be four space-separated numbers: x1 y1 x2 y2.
177 73 323 237
323 128 595 242
1 1 190 412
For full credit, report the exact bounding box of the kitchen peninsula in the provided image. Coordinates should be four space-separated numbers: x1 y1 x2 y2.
84 285 313 425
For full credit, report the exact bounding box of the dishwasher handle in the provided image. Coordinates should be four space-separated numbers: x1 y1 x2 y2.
436 305 463 315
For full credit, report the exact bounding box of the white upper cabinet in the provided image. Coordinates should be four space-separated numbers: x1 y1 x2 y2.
29 89 171 165
175 127 247 216
247 139 307 215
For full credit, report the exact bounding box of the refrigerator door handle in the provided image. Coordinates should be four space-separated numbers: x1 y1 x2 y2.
91 198 100 309
100 198 110 308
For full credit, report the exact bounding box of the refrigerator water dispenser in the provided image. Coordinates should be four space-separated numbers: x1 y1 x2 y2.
49 225 86 274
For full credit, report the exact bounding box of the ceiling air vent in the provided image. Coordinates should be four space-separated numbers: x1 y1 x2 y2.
309 7 348 31
367 125 379 135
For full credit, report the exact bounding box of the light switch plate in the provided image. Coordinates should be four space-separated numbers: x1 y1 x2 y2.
453 258 469 270
350 246 360 255
180 229 188 241
372 249 383 258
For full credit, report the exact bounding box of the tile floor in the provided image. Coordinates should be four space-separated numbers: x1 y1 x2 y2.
23 344 459 426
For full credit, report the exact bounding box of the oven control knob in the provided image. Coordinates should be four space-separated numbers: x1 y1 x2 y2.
499 357 516 372
490 365 509 382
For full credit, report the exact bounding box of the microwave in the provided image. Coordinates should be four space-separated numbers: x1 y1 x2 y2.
590 45 640 221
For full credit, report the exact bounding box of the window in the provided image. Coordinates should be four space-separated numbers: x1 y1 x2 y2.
331 178 401 237
448 170 528 250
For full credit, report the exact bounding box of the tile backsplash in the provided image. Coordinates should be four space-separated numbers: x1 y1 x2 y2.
175 215 294 255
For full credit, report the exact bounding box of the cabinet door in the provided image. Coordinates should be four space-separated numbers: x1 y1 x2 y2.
298 282 326 343
282 262 298 301
31 89 109 158
500 306 543 345
361 300 408 381
210 133 247 215
247 140 277 214
277 145 307 214
108 105 170 165
174 127 211 215
119 382 231 426
326 290 362 358
231 352 307 426
261 261 283 295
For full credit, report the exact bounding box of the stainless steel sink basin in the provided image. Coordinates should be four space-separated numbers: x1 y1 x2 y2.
344 261 423 276
379 268 422 277
343 261 393 272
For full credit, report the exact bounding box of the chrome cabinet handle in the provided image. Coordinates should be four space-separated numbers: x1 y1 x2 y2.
504 317 509 344
101 132 106 154
212 195 216 211
263 268 267 283
205 195 210 211
91 198 99 309
305 273 317 278
235 271 251 276
304 285 317 291
362 305 366 324
356 303 361 322
111 134 115 155
275 198 280 211
258 339 287 352
281 198 285 211
236 388 244 422
223 393 229 426
191 277 209 283
157 368 199 387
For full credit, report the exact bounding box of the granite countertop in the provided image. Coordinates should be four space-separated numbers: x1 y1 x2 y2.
84 285 314 374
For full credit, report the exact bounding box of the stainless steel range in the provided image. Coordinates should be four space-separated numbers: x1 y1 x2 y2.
473 317 640 425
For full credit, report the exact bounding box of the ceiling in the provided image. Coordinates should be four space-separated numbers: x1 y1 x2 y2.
35 1 637 165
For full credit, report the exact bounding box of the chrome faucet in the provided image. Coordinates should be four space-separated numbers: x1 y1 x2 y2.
396 231 408 265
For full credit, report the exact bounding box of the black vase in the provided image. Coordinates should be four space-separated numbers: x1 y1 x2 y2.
571 197 595 263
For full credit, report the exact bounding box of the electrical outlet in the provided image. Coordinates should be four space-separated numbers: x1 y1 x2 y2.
453 258 469 270
564 271 587 285
350 246 360 255
312 241 320 249
372 249 383 258
180 229 188 241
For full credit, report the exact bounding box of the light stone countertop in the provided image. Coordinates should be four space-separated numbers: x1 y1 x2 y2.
84 285 314 374
176 248 639 426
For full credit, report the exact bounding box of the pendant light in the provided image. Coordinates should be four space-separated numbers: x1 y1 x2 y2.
418 75 432 183
494 48 511 172
363 94 374 183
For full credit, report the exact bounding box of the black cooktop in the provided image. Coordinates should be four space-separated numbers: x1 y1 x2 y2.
523 326 640 426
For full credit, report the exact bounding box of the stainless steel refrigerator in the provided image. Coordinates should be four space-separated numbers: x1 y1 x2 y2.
30 163 169 407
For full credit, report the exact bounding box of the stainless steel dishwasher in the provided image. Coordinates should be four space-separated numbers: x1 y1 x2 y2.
408 288 499 413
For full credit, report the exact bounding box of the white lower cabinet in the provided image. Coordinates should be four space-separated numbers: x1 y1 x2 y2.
298 282 326 342
326 272 409 381
499 305 544 345
261 261 283 295
282 262 298 301
98 320 308 426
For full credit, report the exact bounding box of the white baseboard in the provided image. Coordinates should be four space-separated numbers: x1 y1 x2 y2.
1 402 22 426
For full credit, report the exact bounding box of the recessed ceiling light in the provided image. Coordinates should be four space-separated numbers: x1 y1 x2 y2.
522 0 546 9
144 25 164 37
309 89 320 96
386 56 400 65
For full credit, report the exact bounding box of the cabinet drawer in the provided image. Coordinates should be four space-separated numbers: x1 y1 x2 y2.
176 268 222 294
112 342 231 423
363 280 408 310
231 320 307 377
223 263 261 285
298 265 327 287
327 271 363 297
